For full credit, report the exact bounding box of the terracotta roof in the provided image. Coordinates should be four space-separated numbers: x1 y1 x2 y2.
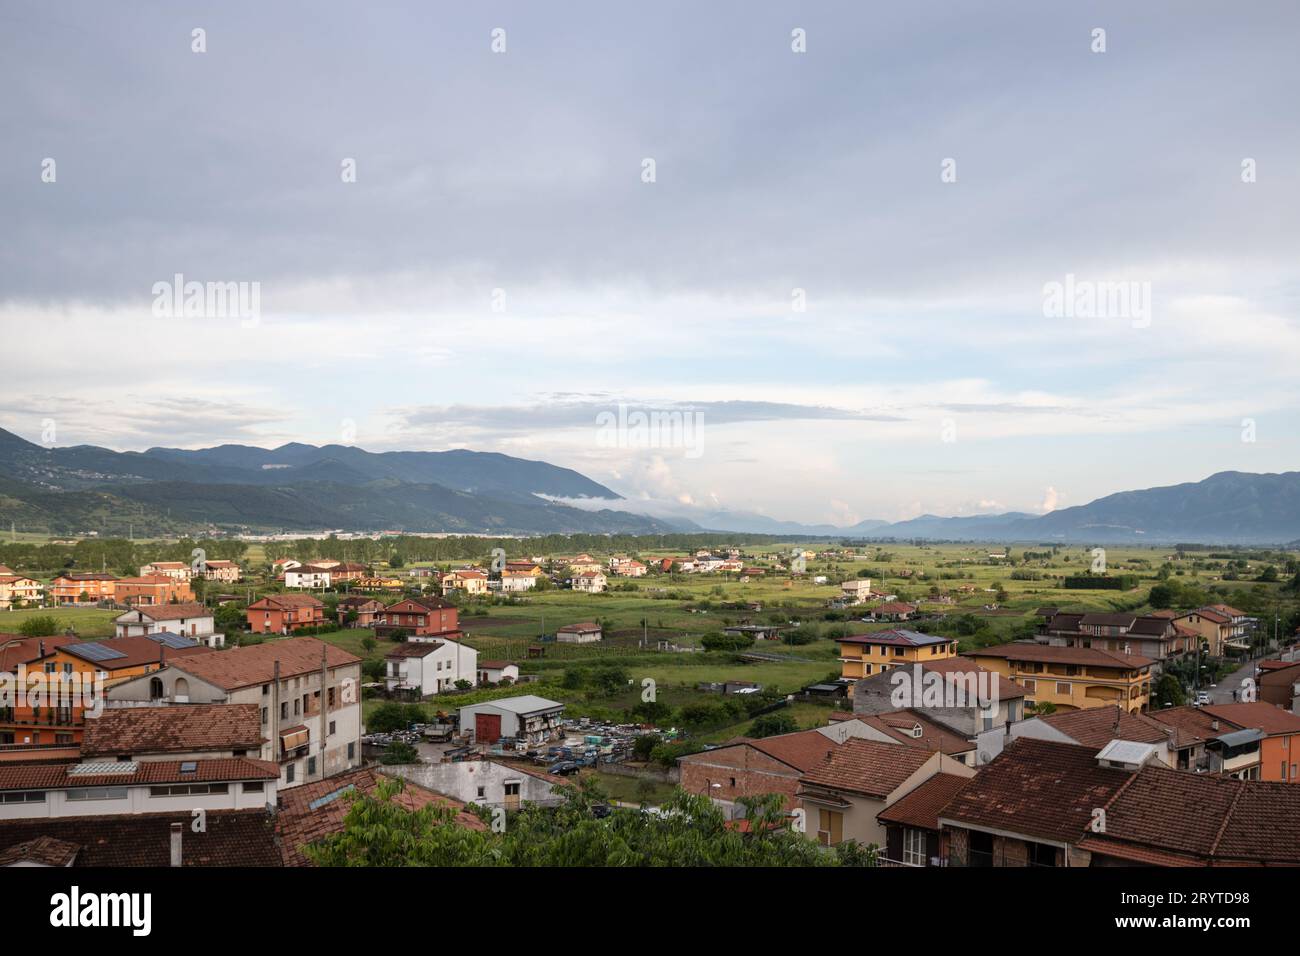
1144 706 1219 747
63 635 215 671
0 835 80 867
911 657 1029 699
965 642 1154 670
737 728 840 772
876 773 971 831
247 594 324 611
276 767 486 866
385 642 445 658
478 660 515 669
799 738 935 798
0 810 279 866
81 704 264 757
0 757 279 792
166 636 360 690
121 603 211 622
1033 705 1173 750
1200 702 1300 736
838 628 951 648
1078 612 1138 628
1186 607 1232 625
0 634 76 670
855 709 974 756
939 738 1130 844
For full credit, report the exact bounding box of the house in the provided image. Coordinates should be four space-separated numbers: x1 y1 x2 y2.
0 808 281 866
114 603 224 647
0 757 279 821
555 622 602 644
113 574 195 607
245 594 325 634
941 736 1300 866
1037 609 1190 661
459 695 564 746
441 569 488 595
385 759 564 811
849 709 978 765
1147 702 1300 782
352 576 404 591
200 560 241 583
836 629 958 684
678 728 846 814
283 565 333 590
54 634 216 691
609 558 647 577
276 766 487 866
139 561 193 583
852 658 1027 742
0 573 44 609
497 569 537 592
49 573 117 606
478 661 519 684
963 642 1153 714
384 638 478 696
328 562 369 583
864 601 918 623
796 738 974 849
0 635 80 746
1010 705 1176 767
336 596 385 628
1174 606 1249 657
875 773 971 866
377 596 461 640
840 579 875 605
571 571 607 593
1258 659 1300 711
80 703 265 762
561 555 604 575
104 636 363 790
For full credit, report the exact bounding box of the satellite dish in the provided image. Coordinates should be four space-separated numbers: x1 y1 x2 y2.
978 750 993 765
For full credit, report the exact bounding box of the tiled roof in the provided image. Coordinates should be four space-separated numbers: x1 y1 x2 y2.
855 709 974 755
730 728 839 772
876 773 971 831
0 810 280 866
167 636 360 690
478 660 514 669
838 628 950 648
799 738 935 798
1034 705 1172 749
385 642 445 658
0 757 279 792
63 635 215 671
276 767 486 866
965 642 1154 669
911 657 1029 699
938 738 1130 844
557 621 600 632
1199 702 1300 736
81 704 264 757
247 594 324 610
121 603 211 621
1145 706 1220 747
0 634 76 670
0 835 80 866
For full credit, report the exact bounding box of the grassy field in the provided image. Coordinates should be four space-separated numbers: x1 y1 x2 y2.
0 606 118 638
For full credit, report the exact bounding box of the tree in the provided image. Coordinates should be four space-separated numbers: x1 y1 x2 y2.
379 740 419 764
1151 673 1186 709
749 712 797 738
700 631 751 652
1148 584 1174 609
361 636 377 654
368 702 425 733
18 615 59 638
632 733 662 762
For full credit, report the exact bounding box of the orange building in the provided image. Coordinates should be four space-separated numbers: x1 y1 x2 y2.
113 574 195 606
1201 702 1300 784
49 573 118 605
246 594 326 634
0 634 81 746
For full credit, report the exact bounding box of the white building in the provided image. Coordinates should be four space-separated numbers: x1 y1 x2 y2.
386 759 562 810
477 661 520 684
284 565 332 590
114 603 225 648
459 696 565 746
572 571 607 593
556 622 602 644
498 570 537 592
384 639 479 696
139 561 193 582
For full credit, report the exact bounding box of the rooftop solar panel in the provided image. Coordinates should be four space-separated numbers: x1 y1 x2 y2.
70 642 127 662
146 631 199 649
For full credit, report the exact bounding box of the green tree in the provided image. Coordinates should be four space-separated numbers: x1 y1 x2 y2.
749 712 797 738
379 740 419 764
18 615 59 638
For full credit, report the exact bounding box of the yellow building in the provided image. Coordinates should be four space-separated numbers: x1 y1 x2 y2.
837 629 959 682
963 644 1153 714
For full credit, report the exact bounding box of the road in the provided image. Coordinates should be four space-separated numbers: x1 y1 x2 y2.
1203 658 1259 705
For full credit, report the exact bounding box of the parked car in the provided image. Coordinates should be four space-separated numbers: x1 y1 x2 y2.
547 761 580 775
1194 691 1212 706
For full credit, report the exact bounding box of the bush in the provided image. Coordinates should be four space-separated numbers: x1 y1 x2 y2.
18 615 59 638
700 631 752 652
379 740 419 764
368 702 426 733
749 712 797 738
632 733 662 762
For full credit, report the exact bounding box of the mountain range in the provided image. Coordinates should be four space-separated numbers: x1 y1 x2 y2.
0 427 1297 543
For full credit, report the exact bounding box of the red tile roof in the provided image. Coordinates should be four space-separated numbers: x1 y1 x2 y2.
0 757 279 792
965 642 1154 670
1033 705 1172 749
800 738 935 798
876 773 972 831
167 636 360 690
63 635 216 671
854 710 974 756
121 603 211 621
0 634 76 670
706 728 839 773
81 704 264 757
1199 701 1300 736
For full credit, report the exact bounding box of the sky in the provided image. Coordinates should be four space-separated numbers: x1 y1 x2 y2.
2 1 1298 527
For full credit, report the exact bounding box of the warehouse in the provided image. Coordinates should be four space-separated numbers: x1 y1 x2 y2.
459 696 565 746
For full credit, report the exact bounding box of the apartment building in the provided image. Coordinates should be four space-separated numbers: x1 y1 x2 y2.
963 642 1153 714
836 629 959 684
384 638 478 696
245 594 325 634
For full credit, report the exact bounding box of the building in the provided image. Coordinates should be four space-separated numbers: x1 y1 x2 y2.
796 738 974 849
0 757 279 821
104 636 363 790
114 603 224 648
571 571 607 593
609 558 647 577
336 596 386 628
864 602 918 623
940 736 1300 866
80 703 265 762
0 635 80 746
377 596 461 640
477 661 519 684
678 728 846 814
384 638 478 696
852 658 1027 743
963 642 1153 714
1174 606 1249 657
441 569 488 595
385 759 563 811
245 594 325 635
849 709 978 765
54 634 216 691
0 573 44 610
200 560 241 584
283 565 333 590
840 579 874 605
1010 705 1176 767
875 772 971 867
49 573 117 606
139 562 193 583
113 574 195 607
1258 659 1300 711
1148 702 1300 782
555 622 602 644
1037 610 1191 661
836 629 958 684
497 569 537 592
459 695 564 746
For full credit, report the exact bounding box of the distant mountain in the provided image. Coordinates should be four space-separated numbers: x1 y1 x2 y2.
0 428 671 536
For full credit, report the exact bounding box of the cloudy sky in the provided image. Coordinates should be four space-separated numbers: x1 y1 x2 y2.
2 1 1298 526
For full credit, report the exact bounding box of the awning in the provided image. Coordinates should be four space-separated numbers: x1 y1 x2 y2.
280 726 310 752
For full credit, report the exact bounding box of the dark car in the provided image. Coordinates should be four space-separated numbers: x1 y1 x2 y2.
547 761 580 775
590 803 612 819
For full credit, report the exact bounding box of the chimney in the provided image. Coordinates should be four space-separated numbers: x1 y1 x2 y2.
1210 719 1219 732
169 822 183 867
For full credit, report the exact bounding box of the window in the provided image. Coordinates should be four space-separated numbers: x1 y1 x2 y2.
280 702 288 720
67 787 128 801
347 742 356 760
0 790 45 804
1056 682 1071 696
150 783 230 796
329 720 336 736
903 828 927 866
286 763 296 783
477 786 486 799
243 781 265 793
261 707 268 726
307 756 317 776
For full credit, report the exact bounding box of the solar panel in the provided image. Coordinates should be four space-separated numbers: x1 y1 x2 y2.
308 784 357 811
70 761 137 776
71 642 127 662
146 631 198 649
180 761 198 773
